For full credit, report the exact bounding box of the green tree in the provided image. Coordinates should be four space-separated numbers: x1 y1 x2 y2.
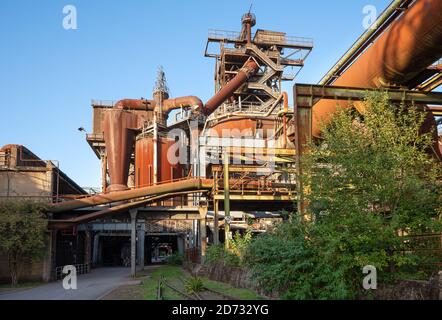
0 200 48 286
245 92 442 299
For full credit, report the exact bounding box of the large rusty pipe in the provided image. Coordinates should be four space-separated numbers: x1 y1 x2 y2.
163 96 204 114
319 0 411 86
49 178 213 213
103 109 138 192
114 99 155 110
114 96 203 116
48 189 208 229
105 95 202 192
312 0 442 137
204 59 260 116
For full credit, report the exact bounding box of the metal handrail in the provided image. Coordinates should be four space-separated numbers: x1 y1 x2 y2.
210 100 283 119
55 263 90 280
91 99 116 107
208 29 313 47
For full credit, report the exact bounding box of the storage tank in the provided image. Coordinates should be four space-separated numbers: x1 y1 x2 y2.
135 136 184 205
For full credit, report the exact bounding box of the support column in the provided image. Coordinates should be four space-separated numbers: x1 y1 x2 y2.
177 235 184 255
50 231 57 280
92 233 100 267
42 231 53 282
138 222 145 271
213 200 219 245
199 207 208 263
130 209 137 278
101 154 107 193
84 230 91 267
223 150 231 249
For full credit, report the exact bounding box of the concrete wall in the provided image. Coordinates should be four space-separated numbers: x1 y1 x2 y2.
0 255 44 284
0 171 52 199
0 231 54 284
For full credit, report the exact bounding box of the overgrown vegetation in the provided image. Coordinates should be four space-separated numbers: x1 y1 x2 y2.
184 276 204 294
165 252 184 266
0 200 48 286
243 92 442 299
205 229 254 267
141 266 260 300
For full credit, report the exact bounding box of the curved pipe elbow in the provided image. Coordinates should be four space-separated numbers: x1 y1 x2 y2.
162 96 204 114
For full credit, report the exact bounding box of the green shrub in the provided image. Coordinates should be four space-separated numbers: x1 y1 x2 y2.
204 244 224 265
0 200 48 286
230 229 253 260
165 252 184 266
244 92 442 299
204 244 241 267
184 276 204 294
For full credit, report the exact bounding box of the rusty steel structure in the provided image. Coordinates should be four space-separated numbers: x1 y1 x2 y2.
46 1 442 267
312 0 442 147
46 11 315 268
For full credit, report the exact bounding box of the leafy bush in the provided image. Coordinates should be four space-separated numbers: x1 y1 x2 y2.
165 252 184 266
244 217 319 299
205 230 254 267
0 200 48 286
244 92 442 299
184 276 204 294
204 244 225 265
204 244 241 267
230 229 253 260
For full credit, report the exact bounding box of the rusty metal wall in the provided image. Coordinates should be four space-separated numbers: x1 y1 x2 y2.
134 137 184 188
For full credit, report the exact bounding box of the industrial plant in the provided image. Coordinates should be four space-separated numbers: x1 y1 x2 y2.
0 0 441 298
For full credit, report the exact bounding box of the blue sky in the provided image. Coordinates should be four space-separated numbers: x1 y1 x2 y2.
0 0 393 188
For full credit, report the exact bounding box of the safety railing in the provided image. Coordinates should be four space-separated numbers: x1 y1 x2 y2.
91 99 116 107
169 109 193 126
211 100 282 119
55 263 90 280
208 29 242 41
86 133 104 141
82 187 102 195
0 151 8 168
208 29 313 48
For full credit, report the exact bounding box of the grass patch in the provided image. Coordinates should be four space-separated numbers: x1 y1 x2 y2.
140 265 263 300
142 266 185 300
202 278 263 300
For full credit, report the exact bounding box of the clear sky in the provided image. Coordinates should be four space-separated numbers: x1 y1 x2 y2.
1 0 394 188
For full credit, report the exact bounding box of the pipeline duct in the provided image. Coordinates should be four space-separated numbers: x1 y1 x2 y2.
49 178 213 213
103 109 138 192
204 59 260 115
312 0 442 138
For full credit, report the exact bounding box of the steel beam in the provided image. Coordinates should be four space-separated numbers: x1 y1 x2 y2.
223 151 231 249
129 209 137 278
199 207 208 262
213 200 220 245
213 194 295 201
293 82 442 215
295 83 442 108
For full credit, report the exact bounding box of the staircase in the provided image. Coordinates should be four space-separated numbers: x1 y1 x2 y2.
246 44 283 72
